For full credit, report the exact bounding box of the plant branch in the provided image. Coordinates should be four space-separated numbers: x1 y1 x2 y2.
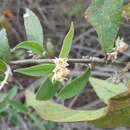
10 57 126 66
0 65 12 90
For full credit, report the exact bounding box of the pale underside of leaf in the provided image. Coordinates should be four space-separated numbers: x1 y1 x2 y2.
24 8 44 47
90 77 127 104
0 29 11 63
85 0 123 52
26 91 107 122
26 91 130 128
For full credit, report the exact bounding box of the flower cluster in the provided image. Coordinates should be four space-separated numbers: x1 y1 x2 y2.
52 58 70 84
107 37 128 62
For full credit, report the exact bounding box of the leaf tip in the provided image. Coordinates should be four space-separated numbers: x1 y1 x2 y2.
70 21 74 32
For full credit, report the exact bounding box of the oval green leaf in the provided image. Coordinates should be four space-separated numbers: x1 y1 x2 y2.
15 64 55 77
24 8 44 47
15 41 45 56
27 91 107 122
90 77 127 104
85 0 123 52
36 77 60 101
58 68 91 99
26 91 130 128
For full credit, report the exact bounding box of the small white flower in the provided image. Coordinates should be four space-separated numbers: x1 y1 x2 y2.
107 51 118 62
107 37 128 62
54 58 69 67
115 37 128 53
52 58 70 84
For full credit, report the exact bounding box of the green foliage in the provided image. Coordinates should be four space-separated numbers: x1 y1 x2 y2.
0 29 11 63
36 77 60 100
59 22 74 58
0 87 18 113
58 68 91 99
24 8 44 47
15 64 55 77
91 92 130 128
5 87 18 100
0 74 4 82
15 40 45 56
85 0 123 52
27 91 107 123
0 2 128 128
0 59 6 73
26 87 130 128
8 100 27 113
9 112 18 126
90 77 127 104
14 50 27 60
29 113 46 130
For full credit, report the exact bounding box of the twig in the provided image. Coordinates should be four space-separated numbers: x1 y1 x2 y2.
0 65 12 90
68 96 79 108
10 57 126 66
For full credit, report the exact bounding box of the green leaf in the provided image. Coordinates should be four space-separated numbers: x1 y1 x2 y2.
5 87 18 100
0 87 17 113
9 100 27 113
108 91 130 112
58 68 91 99
24 8 44 47
85 0 123 52
90 77 127 104
9 112 18 126
91 91 130 128
27 91 107 122
0 93 7 102
26 91 130 128
15 41 45 56
15 64 55 77
36 77 59 100
0 102 8 113
59 22 74 58
0 59 6 73
29 113 46 130
0 29 11 63
0 74 4 82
